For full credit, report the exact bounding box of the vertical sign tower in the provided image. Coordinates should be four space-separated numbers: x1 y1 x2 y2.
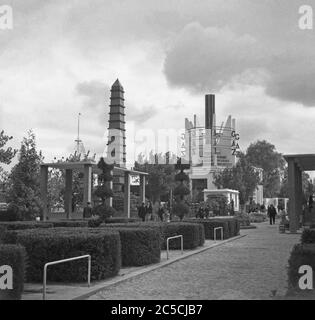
106 79 126 168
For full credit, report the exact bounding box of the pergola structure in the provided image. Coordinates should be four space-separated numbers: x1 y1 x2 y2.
40 161 148 221
283 154 315 233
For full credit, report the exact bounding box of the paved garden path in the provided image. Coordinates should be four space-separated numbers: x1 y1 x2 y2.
89 222 300 300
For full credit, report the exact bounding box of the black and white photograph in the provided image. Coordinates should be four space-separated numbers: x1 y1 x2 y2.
0 0 315 310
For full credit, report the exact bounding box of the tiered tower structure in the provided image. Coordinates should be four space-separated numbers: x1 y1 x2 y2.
106 79 126 168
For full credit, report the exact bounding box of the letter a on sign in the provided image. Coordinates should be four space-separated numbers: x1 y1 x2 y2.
0 265 13 290
298 265 313 290
0 5 13 30
299 5 313 30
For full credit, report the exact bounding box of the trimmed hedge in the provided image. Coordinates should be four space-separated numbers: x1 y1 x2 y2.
161 223 204 250
184 217 239 240
105 217 141 224
0 221 53 231
301 229 315 244
3 228 121 282
0 244 26 300
50 220 88 228
104 227 160 266
104 222 205 250
288 243 315 291
0 204 21 222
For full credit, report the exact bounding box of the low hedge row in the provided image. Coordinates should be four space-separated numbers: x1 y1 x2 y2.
104 222 205 250
102 227 160 266
0 221 53 231
287 243 315 291
184 217 239 240
301 229 315 244
49 220 89 228
104 217 141 224
3 228 121 283
0 244 26 300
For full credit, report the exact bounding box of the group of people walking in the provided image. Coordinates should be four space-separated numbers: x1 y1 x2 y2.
137 201 170 222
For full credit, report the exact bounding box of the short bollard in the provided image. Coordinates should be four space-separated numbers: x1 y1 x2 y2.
214 227 223 241
166 235 183 260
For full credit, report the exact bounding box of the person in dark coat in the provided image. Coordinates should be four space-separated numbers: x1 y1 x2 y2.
309 195 313 213
83 202 92 219
268 204 277 225
138 202 146 222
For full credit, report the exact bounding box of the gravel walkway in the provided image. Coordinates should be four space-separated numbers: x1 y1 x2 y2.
89 222 300 300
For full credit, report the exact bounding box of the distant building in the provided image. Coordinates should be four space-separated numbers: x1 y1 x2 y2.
105 79 127 194
184 94 240 203
106 79 126 168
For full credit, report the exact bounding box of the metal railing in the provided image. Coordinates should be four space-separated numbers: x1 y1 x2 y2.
214 227 223 241
43 255 91 300
166 235 183 260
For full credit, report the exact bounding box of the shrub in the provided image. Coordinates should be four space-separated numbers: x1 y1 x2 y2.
287 243 315 292
104 227 160 267
0 221 53 231
184 218 237 240
3 228 121 282
161 223 204 250
172 202 190 221
92 204 117 221
104 222 205 250
87 217 103 228
50 220 88 228
249 212 267 223
0 204 22 222
0 244 26 300
105 217 141 224
301 229 315 244
235 212 250 226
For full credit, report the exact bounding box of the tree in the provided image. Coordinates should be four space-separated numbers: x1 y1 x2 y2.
246 140 285 198
213 153 260 205
0 130 17 165
93 157 116 219
134 153 177 203
173 159 191 220
7 130 43 220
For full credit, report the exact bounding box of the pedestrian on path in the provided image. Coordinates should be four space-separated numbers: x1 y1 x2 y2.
268 204 277 225
138 202 146 222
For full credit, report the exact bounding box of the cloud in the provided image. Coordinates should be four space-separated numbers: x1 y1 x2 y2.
164 15 315 107
76 80 110 110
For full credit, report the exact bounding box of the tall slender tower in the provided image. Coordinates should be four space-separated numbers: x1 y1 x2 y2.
106 79 126 168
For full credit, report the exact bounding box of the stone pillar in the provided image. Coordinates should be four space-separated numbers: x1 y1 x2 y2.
83 164 92 208
288 160 300 233
296 164 303 228
139 175 146 204
40 165 48 221
124 172 130 218
64 169 73 219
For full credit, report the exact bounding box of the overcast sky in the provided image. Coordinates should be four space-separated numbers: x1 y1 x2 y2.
1 0 315 168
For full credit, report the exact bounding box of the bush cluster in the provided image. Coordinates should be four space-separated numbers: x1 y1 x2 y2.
0 204 22 222
104 217 141 224
184 217 239 240
0 244 26 300
105 222 205 250
3 228 121 283
101 227 161 266
49 220 89 228
301 229 315 244
0 221 53 231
